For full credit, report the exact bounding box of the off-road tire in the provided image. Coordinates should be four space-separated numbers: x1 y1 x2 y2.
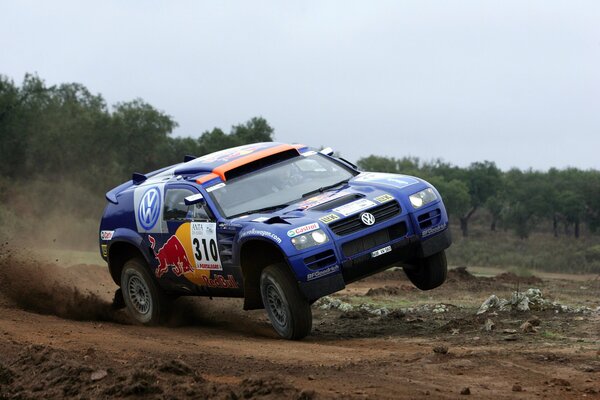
404 250 448 290
260 264 312 340
121 258 172 325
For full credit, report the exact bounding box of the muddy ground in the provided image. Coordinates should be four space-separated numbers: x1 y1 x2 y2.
0 245 599 399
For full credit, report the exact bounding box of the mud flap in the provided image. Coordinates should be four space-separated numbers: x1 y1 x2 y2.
418 229 452 258
111 288 126 310
298 273 345 302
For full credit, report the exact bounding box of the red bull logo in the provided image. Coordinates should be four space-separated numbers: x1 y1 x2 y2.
202 274 239 289
149 235 195 278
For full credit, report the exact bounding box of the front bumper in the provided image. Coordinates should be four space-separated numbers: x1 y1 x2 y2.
298 228 452 301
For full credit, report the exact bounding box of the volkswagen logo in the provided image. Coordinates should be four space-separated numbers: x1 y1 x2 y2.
138 187 161 230
360 212 376 226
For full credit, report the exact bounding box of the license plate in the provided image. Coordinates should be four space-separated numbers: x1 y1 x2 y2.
371 245 392 258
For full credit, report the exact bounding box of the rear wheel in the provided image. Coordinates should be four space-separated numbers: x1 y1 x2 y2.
404 250 447 290
260 264 312 340
121 258 172 325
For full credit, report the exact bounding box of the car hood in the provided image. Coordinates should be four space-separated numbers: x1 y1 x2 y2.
232 172 434 228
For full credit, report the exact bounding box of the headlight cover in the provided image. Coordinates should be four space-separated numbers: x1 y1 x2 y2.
409 188 438 209
291 229 329 250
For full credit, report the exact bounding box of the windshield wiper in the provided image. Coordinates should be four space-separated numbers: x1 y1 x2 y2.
231 203 290 218
301 178 350 198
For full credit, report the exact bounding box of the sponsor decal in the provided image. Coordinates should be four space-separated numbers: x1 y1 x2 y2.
195 144 260 164
101 244 107 258
206 182 225 192
149 235 195 278
371 245 392 258
355 172 419 188
295 191 347 210
138 187 161 230
287 223 319 238
201 274 239 289
374 194 394 204
333 198 376 217
239 228 282 244
100 230 114 241
422 223 447 238
307 264 340 281
319 213 340 224
191 222 222 270
386 178 417 187
218 222 239 231
147 221 222 282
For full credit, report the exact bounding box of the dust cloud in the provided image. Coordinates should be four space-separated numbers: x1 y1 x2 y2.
0 243 126 323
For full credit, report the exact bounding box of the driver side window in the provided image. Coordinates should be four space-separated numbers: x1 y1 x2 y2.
164 188 211 221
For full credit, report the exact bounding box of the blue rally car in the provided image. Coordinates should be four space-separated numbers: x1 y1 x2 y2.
99 142 451 339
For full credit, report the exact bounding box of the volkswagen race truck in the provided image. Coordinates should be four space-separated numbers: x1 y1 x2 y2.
99 142 451 339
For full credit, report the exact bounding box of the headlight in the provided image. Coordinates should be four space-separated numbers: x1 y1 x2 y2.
409 188 438 209
291 229 329 250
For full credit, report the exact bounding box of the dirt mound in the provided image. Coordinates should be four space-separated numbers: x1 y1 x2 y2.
366 285 416 296
360 267 409 282
240 376 314 399
494 272 543 285
0 344 312 400
442 267 496 291
0 245 126 323
447 267 478 282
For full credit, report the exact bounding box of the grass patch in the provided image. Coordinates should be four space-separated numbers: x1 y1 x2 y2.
507 266 533 278
446 224 600 274
540 330 561 340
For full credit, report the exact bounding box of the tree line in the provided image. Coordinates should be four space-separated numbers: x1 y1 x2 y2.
2 74 599 241
0 74 274 198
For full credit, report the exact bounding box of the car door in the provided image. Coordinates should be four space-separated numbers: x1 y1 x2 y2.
159 184 241 296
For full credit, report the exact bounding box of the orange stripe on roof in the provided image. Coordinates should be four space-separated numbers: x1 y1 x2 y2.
212 143 300 181
196 173 219 184
196 143 304 185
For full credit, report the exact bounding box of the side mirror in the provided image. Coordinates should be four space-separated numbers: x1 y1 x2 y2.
184 193 205 206
319 147 334 156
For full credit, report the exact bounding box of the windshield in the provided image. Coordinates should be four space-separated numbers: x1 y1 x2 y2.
207 154 357 218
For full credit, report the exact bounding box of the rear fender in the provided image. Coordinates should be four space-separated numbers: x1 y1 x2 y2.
106 228 152 285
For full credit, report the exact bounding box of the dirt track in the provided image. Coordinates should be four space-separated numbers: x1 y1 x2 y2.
0 247 599 399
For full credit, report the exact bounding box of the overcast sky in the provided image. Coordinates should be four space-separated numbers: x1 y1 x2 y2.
1 1 598 170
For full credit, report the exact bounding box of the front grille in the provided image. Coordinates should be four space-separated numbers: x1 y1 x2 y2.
329 200 401 236
418 208 441 229
341 222 407 257
303 249 336 270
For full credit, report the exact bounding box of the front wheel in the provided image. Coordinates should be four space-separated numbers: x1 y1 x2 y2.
260 264 312 340
121 258 172 325
404 250 448 290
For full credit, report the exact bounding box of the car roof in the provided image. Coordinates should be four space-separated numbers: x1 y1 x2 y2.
189 142 306 185
106 142 308 203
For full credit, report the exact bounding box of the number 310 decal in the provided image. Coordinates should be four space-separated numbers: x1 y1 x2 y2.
191 222 222 270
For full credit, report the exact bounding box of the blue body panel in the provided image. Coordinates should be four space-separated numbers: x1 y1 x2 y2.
99 143 451 301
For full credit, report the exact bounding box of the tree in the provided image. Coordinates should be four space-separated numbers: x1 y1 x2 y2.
196 117 274 155
356 155 400 173
111 99 178 174
231 116 274 143
503 169 550 239
428 177 470 219
458 161 502 237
